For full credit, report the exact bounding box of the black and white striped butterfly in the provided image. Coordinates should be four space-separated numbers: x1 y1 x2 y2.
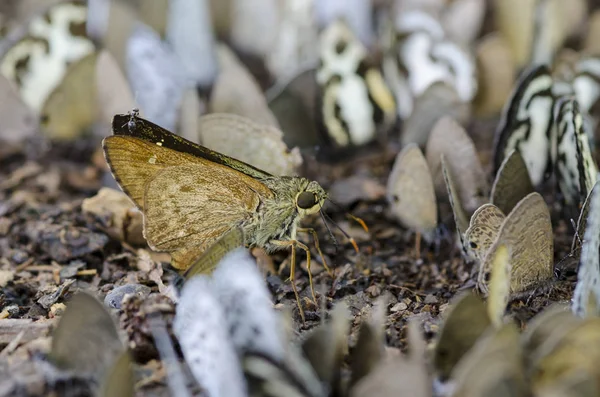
493 64 555 187
316 19 396 149
552 97 598 211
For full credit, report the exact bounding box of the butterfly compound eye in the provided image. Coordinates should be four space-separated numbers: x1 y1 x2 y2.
297 191 318 209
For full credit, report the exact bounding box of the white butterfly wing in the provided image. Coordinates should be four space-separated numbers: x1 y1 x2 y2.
210 248 285 362
174 276 247 397
573 175 600 317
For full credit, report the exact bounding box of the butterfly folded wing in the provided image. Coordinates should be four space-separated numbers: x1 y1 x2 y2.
143 164 273 270
478 193 553 294
103 135 216 209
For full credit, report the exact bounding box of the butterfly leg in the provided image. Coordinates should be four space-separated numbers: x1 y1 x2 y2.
271 239 309 323
415 232 421 260
298 228 333 277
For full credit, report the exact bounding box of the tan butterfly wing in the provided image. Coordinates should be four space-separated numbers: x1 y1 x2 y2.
473 33 516 117
210 44 279 128
103 135 209 209
487 244 511 328
535 371 598 397
478 192 553 294
433 292 492 380
426 116 488 213
99 351 135 397
441 155 469 243
387 144 437 241
96 50 136 126
349 299 387 388
40 51 98 140
451 323 526 397
350 323 431 397
401 82 471 147
143 163 273 269
183 227 245 279
464 204 506 262
490 149 534 215
138 0 169 37
198 113 302 177
98 0 137 71
530 317 600 394
103 135 273 209
301 302 350 391
49 292 123 375
522 304 579 362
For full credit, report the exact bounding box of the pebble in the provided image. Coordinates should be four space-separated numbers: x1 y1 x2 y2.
104 284 152 309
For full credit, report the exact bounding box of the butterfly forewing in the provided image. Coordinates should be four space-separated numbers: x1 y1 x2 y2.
99 351 135 397
451 324 526 397
387 144 437 240
49 292 123 376
479 193 554 294
426 117 488 214
491 149 534 215
433 292 492 380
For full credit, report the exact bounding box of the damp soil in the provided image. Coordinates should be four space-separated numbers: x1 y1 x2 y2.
0 117 579 395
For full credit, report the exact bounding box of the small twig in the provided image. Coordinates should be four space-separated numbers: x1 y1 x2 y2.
14 258 34 272
0 330 24 358
23 265 57 272
76 269 97 277
388 284 426 297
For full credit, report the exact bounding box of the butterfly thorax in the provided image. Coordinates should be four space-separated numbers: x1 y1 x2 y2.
242 176 326 252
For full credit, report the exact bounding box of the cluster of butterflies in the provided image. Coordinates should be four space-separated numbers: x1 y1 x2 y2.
432 289 600 397
0 0 497 162
0 0 392 157
385 63 600 295
9 200 600 397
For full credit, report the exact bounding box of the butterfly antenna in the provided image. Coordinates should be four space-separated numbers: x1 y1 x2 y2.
319 210 340 252
323 210 360 254
327 198 369 233
570 218 583 246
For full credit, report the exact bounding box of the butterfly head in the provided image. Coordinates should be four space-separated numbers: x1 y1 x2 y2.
295 181 328 216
